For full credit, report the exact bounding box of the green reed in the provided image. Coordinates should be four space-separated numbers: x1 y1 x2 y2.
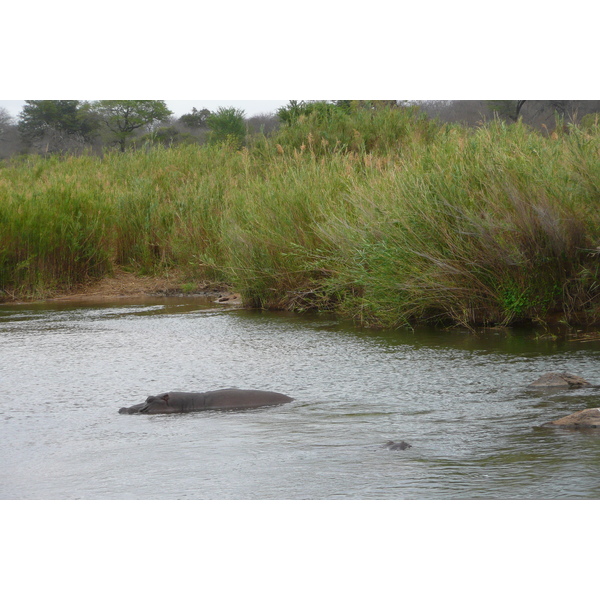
1 115 599 327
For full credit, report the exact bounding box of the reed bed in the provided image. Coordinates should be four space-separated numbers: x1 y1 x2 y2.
1 112 599 328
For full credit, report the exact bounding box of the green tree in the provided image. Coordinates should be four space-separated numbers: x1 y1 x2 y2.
179 107 212 129
18 100 98 144
206 107 246 147
92 100 172 151
277 100 401 127
276 100 306 126
277 100 343 126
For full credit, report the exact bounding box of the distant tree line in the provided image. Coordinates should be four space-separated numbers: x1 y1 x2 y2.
1 99 599 160
0 100 280 159
416 100 600 129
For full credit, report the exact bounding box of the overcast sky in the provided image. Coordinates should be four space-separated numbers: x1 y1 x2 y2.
0 99 290 120
3 5 596 126
3 6 596 123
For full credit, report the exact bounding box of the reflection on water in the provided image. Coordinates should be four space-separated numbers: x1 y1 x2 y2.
1 298 600 499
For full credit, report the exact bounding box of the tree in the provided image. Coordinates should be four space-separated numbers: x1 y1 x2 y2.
277 100 401 127
0 107 26 159
92 100 172 151
416 101 495 125
138 125 200 148
486 100 526 122
246 112 280 136
276 100 341 126
206 107 246 147
0 106 13 140
17 100 99 148
178 107 212 129
276 100 307 126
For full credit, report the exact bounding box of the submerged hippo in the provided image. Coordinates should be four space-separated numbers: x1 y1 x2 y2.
383 440 412 451
528 372 592 389
541 407 600 430
119 389 294 414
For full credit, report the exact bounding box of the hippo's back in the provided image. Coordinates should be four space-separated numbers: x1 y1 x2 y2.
202 389 294 409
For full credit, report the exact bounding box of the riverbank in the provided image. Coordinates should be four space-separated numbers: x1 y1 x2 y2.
2 110 600 327
4 269 600 341
1 268 240 306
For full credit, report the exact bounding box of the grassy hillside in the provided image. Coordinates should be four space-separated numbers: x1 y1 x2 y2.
1 109 599 328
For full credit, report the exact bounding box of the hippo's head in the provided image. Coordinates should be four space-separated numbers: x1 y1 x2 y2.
384 440 411 450
118 393 178 415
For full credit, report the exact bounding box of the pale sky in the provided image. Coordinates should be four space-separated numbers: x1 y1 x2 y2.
2 5 594 126
0 100 290 120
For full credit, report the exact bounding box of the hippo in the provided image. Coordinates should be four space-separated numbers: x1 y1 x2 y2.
528 372 592 389
541 407 600 429
383 440 412 450
119 389 294 414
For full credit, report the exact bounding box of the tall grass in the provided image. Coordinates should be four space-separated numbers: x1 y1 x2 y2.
306 121 600 327
1 112 599 328
271 104 438 155
0 155 113 293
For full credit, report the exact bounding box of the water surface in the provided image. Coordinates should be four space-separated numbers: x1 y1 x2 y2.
2 298 599 499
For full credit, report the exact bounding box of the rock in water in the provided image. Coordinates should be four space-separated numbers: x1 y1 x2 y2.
541 407 600 429
528 372 591 389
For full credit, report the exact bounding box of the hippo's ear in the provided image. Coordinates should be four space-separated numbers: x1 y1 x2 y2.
162 394 170 406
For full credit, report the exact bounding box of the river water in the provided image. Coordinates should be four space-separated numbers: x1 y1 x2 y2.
1 298 600 500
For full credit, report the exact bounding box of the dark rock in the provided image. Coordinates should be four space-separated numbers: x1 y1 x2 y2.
528 372 591 389
541 407 600 429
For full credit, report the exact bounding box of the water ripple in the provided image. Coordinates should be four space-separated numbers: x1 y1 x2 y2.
1 302 599 499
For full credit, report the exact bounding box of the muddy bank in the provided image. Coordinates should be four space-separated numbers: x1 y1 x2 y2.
1 269 241 306
3 271 600 341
